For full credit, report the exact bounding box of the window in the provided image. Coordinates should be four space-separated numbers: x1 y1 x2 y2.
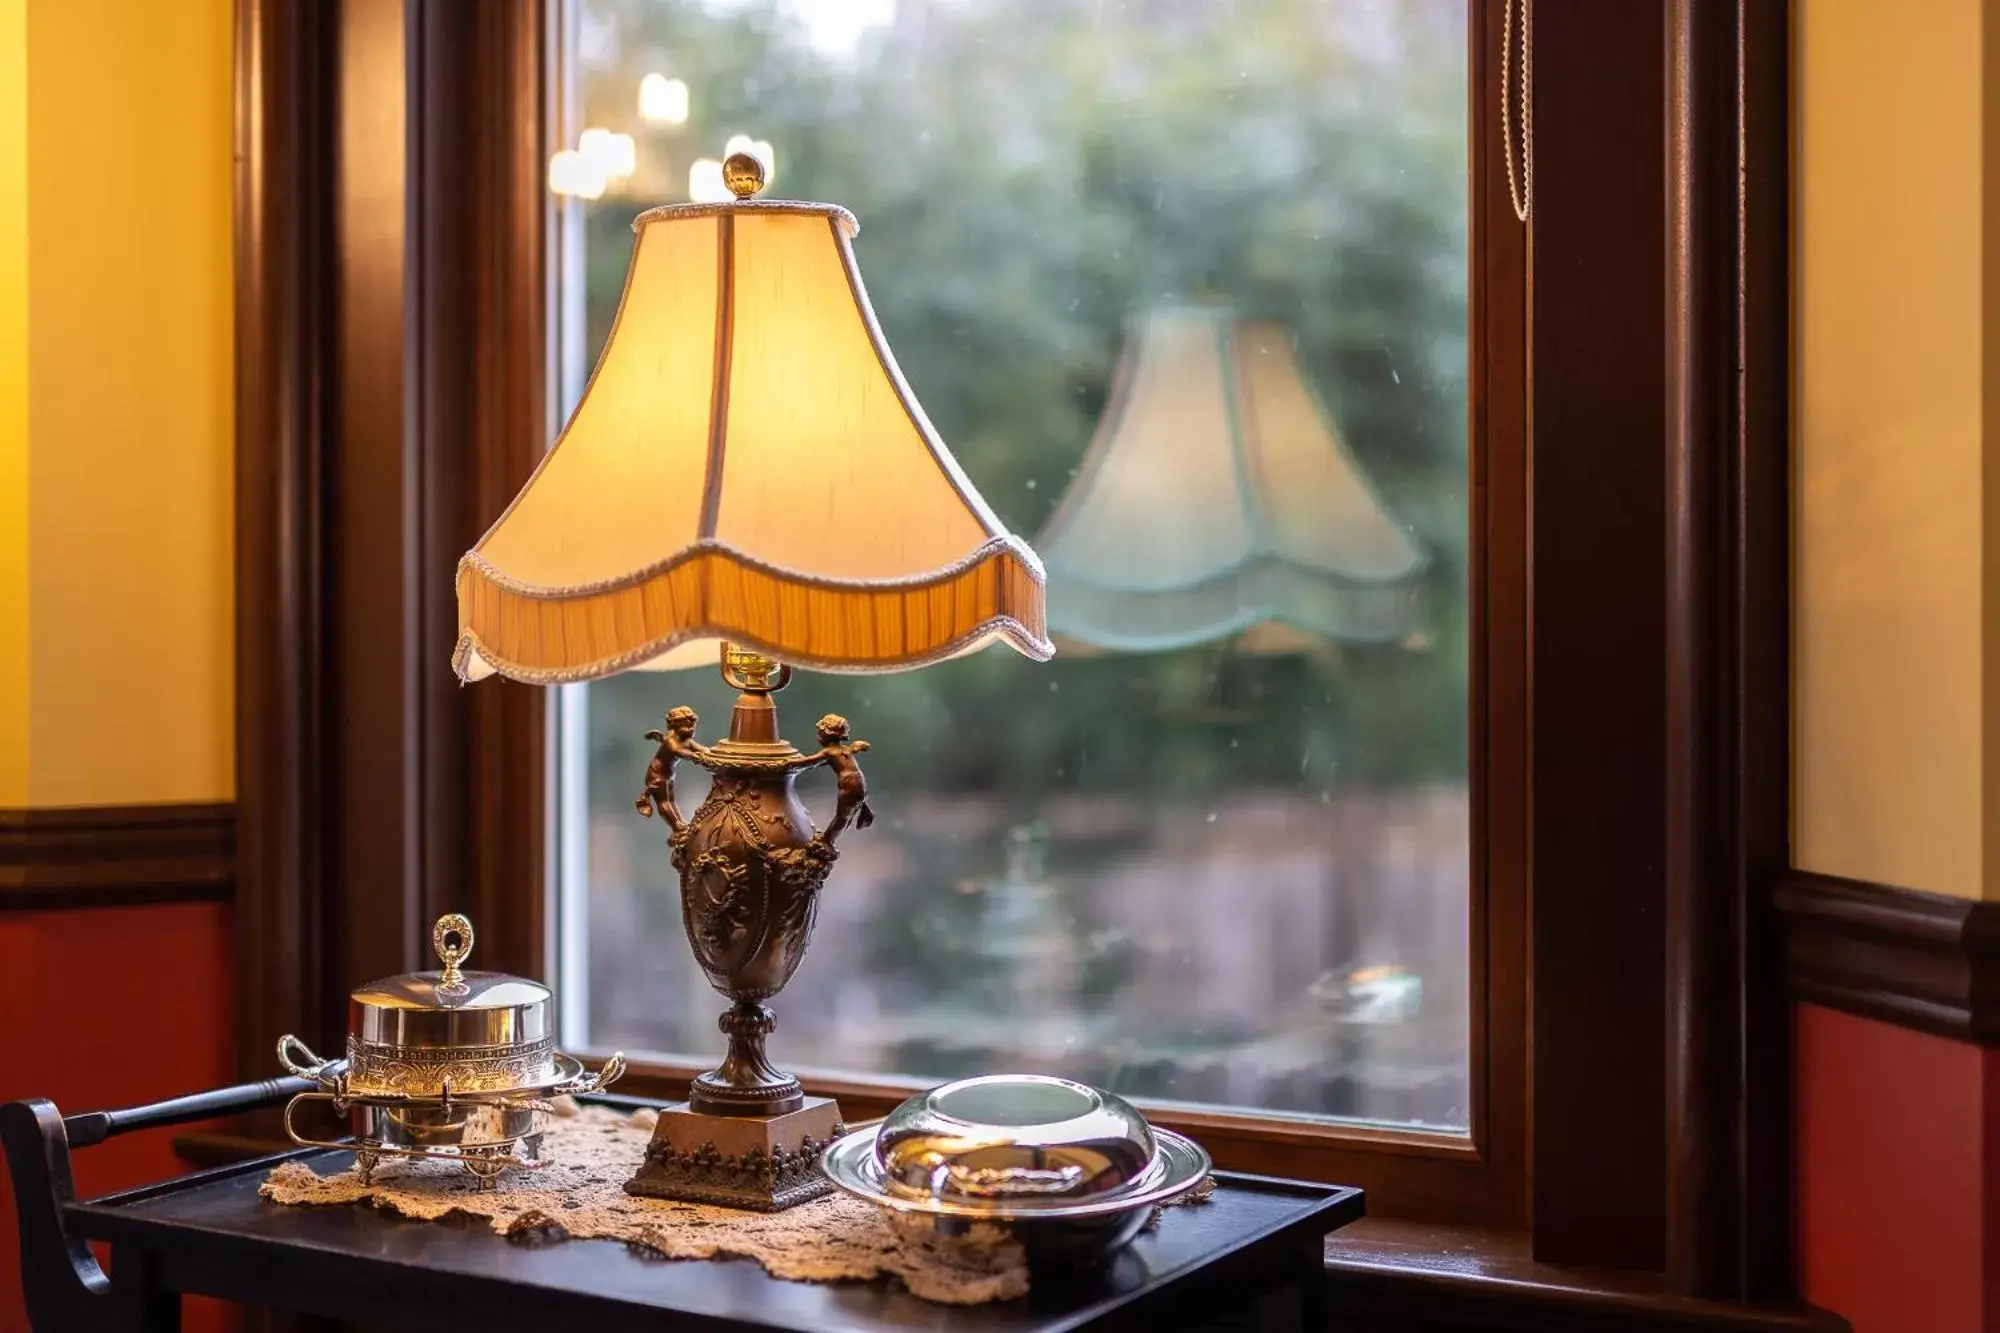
238 0 1784 1278
552 0 1473 1134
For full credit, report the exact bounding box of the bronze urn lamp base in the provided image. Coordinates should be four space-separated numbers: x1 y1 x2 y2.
623 646 873 1211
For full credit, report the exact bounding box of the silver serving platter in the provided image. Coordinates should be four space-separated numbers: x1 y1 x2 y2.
821 1074 1210 1266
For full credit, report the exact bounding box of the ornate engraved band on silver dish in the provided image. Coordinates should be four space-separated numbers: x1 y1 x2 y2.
343 1033 557 1097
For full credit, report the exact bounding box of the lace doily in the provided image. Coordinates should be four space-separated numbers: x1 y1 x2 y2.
260 1103 1204 1304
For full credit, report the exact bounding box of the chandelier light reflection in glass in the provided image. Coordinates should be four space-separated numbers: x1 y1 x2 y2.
1035 306 1426 657
453 151 1052 1211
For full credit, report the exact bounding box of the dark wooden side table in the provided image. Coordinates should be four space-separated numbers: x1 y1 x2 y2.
4 1082 1363 1333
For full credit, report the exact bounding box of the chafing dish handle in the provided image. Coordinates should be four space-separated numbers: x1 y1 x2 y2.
276 1034 346 1091
555 1051 628 1096
62 1075 319 1149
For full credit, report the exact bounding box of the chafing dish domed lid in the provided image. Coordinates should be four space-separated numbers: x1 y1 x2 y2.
348 915 550 1049
872 1074 1159 1208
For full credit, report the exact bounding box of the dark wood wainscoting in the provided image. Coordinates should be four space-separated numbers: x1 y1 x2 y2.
0 803 235 910
1774 870 2000 1044
1324 1219 1845 1332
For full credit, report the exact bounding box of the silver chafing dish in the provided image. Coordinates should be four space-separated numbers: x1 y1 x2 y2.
277 914 624 1187
821 1074 1210 1267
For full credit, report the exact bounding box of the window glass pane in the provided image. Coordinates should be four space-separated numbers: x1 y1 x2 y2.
558 0 1469 1130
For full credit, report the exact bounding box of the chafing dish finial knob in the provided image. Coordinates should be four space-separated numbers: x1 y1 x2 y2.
432 913 474 991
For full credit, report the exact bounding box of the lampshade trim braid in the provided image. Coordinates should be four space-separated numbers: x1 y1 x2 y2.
1049 556 1425 651
630 198 859 237
452 613 1052 685
453 535 1053 683
459 532 1043 600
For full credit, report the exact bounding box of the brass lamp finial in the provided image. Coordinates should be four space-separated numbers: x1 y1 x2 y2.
721 643 790 693
722 150 767 200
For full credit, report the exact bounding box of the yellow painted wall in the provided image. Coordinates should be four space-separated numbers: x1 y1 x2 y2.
0 0 27 810
13 0 234 806
1793 0 1991 899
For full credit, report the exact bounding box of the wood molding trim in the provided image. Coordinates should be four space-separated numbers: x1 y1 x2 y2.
1512 0 1790 1293
235 0 336 1082
1773 870 2000 1044
1661 0 1791 1300
1324 1221 1846 1333
233 0 552 1088
1526 0 1669 1268
0 803 235 909
408 0 552 982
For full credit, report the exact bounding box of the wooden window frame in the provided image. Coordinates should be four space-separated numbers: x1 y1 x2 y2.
234 0 1799 1316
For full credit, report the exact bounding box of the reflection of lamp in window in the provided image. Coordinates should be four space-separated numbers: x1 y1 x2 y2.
1036 307 1427 655
455 152 1051 1209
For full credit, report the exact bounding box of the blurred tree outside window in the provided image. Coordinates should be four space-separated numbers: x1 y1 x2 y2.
557 0 1471 1130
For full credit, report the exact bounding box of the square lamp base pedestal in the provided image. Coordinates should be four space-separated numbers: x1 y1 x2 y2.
624 1096 844 1211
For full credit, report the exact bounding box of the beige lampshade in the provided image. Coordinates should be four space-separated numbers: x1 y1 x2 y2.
454 198 1052 683
1037 307 1425 654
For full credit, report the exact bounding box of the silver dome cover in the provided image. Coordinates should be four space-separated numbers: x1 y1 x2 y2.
872 1074 1159 1207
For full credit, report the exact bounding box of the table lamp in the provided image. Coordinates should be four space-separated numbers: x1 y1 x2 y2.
454 151 1052 1209
1036 306 1426 654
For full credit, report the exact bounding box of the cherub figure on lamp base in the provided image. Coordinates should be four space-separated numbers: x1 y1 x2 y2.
636 705 707 830
801 714 875 840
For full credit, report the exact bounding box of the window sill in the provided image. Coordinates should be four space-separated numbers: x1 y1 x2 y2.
174 1133 1845 1333
1324 1220 1848 1333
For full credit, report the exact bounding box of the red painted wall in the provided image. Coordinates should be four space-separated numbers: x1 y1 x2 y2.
0 903 239 1333
1795 1002 1996 1333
